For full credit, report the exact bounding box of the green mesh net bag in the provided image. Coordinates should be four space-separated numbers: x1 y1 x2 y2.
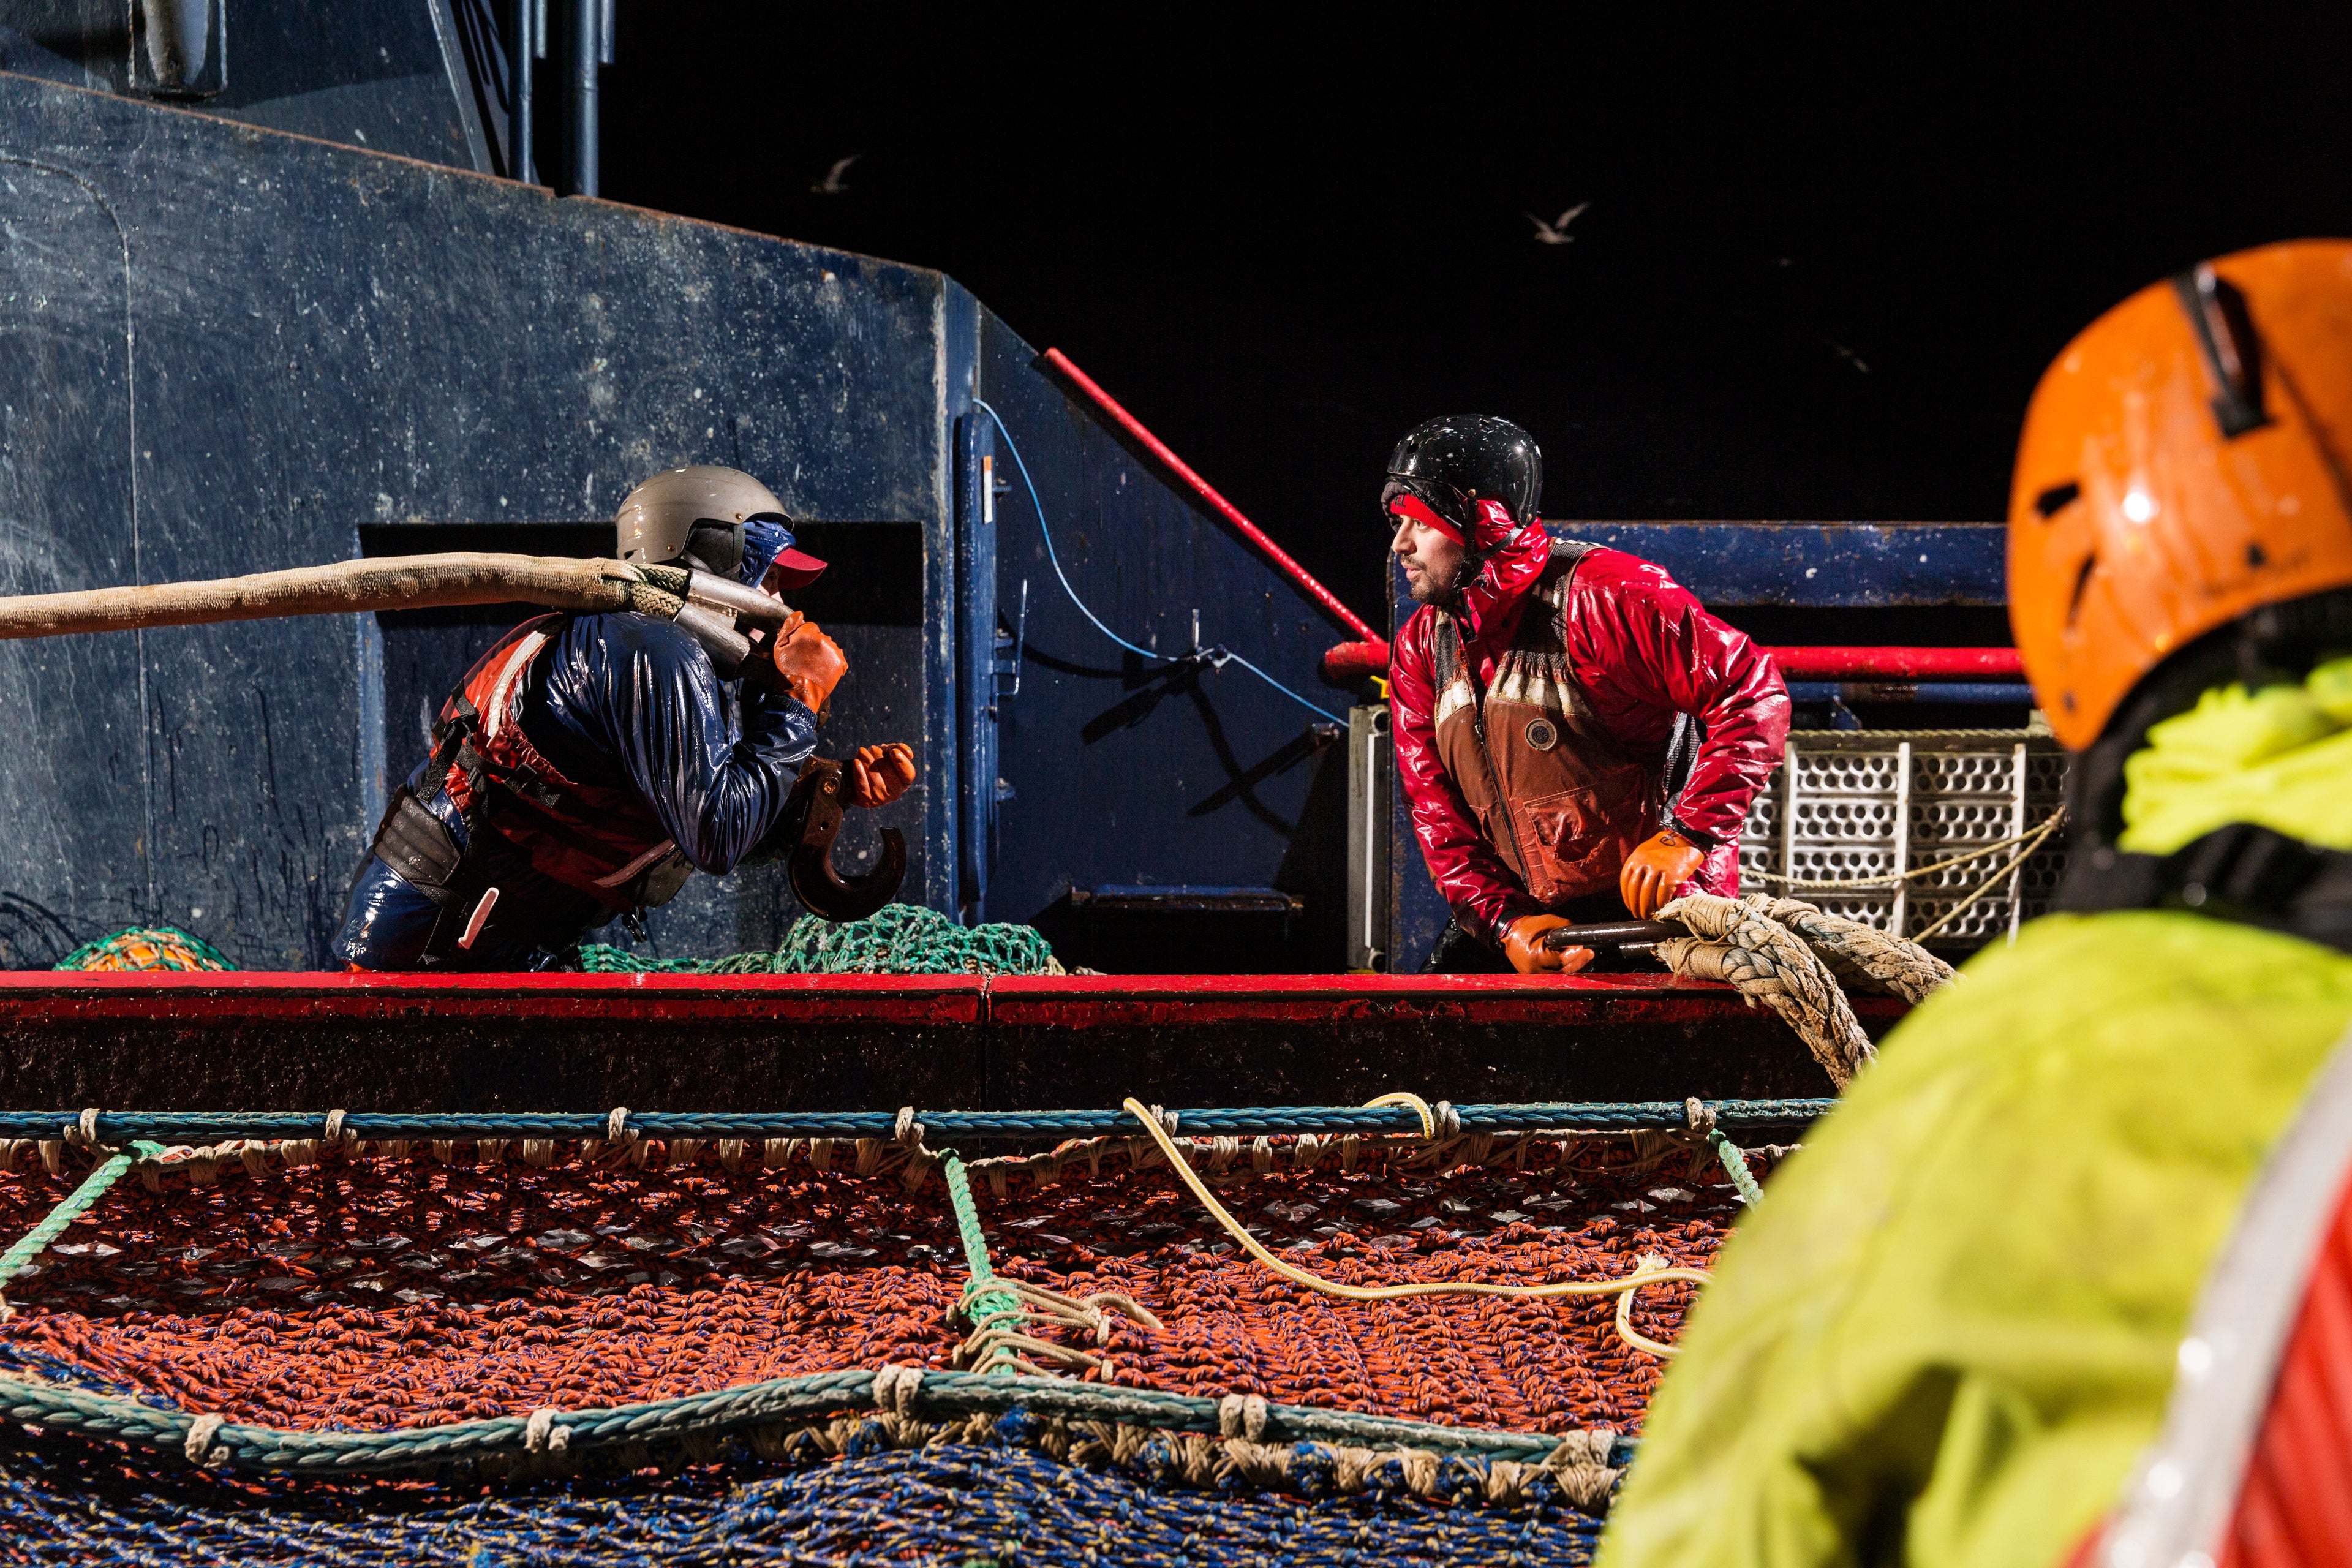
53 927 236 973
579 903 1066 976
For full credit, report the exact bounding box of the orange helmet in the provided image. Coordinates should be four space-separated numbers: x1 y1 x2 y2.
2008 239 2352 751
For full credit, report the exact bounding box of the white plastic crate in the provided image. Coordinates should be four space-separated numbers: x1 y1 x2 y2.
1736 731 2068 951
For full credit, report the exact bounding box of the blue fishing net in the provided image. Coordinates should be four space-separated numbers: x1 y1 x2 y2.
0 1433 1604 1565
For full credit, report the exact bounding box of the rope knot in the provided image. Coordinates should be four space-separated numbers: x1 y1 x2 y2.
605 1107 631 1145
893 1106 925 1149
323 1109 349 1148
183 1413 227 1468
1217 1392 1270 1442
1684 1097 1718 1137
1543 1427 1623 1510
523 1406 570 1454
67 1109 99 1148
872 1363 925 1415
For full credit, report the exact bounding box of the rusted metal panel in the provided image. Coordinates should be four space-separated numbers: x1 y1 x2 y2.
0 969 987 1023
0 970 1863 1110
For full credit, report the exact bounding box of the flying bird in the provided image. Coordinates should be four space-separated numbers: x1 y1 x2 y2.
1825 339 1871 374
1525 202 1590 244
810 154 861 195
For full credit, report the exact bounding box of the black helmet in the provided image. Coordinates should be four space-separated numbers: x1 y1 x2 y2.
1381 415 1543 540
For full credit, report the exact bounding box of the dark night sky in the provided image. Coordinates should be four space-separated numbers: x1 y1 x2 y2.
600 4 2352 622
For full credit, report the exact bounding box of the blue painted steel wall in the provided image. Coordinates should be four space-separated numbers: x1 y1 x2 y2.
0 73 1354 970
971 316 1349 950
1385 520 2008 972
0 1 489 172
0 75 950 967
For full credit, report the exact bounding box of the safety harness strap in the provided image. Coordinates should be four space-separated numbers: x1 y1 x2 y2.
2060 821 2352 954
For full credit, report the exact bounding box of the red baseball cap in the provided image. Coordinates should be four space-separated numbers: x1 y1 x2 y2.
765 543 828 590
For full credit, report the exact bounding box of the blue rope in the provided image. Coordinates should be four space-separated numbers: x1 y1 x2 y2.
971 397 1346 726
0 1099 1834 1145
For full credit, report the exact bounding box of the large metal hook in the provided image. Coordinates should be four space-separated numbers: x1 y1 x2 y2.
785 758 907 924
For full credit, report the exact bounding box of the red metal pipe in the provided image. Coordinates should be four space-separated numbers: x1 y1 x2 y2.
1762 646 2022 679
1321 638 1392 683
0 968 1905 1025
1318 642 2021 687
1041 348 1379 642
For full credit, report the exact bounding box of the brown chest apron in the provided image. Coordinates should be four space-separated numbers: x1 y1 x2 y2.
1429 546 1667 907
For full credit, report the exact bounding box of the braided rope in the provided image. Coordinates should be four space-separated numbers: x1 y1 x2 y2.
1909 809 2069 943
1747 896 1957 1005
0 1099 1833 1147
1684 1098 1766 1207
1654 894 1883 1090
0 1363 1625 1482
941 1153 1026 1370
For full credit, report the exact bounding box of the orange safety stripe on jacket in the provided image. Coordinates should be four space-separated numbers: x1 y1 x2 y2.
440 617 678 910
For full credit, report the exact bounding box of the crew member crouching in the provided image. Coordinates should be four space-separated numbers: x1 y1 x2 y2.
1385 416 1790 974
334 464 915 970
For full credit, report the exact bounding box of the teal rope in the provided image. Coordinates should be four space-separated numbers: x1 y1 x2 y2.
943 1154 1025 1371
0 1099 1838 1145
0 1363 1628 1478
0 1139 164 1310
1709 1131 1767 1207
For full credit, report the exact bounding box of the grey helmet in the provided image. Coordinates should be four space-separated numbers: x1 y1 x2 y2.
615 465 790 573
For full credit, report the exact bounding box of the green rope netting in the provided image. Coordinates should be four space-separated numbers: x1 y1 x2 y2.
53 927 235 973
47 908 1063 978
579 904 1065 976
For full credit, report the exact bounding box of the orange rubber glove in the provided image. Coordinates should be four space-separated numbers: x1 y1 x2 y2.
1619 829 1707 919
769 619 847 718
1501 913 1596 976
848 742 916 809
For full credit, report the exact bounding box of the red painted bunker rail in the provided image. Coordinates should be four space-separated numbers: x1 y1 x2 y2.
1318 639 2023 684
0 970 1902 1028
1042 348 1379 643
0 972 1895 1114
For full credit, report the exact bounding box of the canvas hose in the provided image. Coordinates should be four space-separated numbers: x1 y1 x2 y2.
0 554 673 640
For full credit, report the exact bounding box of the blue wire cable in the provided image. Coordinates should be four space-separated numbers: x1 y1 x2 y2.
971 398 1346 727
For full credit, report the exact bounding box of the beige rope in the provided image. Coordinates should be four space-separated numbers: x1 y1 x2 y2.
1750 815 2061 890
956 1278 1165 1378
1909 809 2069 942
1119 1098 1703 1357
1749 895 1956 1005
1654 895 1880 1090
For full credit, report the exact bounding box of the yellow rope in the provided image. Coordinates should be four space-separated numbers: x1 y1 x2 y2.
1360 1091 1438 1137
1120 1096 1703 1358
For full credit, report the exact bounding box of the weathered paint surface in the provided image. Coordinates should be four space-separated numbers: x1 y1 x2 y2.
1564 521 2005 607
0 75 944 966
979 319 1347 951
0 74 1359 971
0 0 487 172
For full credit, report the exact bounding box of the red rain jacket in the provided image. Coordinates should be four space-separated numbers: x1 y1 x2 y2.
1389 521 1790 944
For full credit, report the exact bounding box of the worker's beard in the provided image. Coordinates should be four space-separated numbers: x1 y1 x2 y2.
1405 551 1476 608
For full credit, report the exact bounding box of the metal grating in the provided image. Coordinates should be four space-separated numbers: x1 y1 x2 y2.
1737 731 2067 951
